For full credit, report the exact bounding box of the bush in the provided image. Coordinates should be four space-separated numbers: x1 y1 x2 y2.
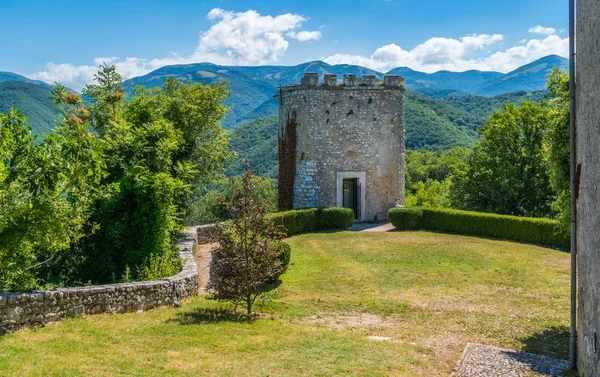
319 207 355 230
388 207 423 230
268 207 354 236
388 207 569 249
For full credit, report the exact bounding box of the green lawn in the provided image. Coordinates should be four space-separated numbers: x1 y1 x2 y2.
0 231 570 376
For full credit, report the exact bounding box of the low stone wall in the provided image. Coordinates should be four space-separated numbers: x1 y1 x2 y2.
0 227 199 334
196 223 219 244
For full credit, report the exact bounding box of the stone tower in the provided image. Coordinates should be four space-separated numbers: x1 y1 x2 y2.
277 72 405 222
577 0 600 374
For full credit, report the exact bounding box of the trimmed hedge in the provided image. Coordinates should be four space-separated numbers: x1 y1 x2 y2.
388 207 569 249
268 207 354 236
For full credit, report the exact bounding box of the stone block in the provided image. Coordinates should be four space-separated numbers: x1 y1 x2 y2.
343 74 356 86
301 72 318 86
324 74 337 86
383 75 403 87
362 75 376 86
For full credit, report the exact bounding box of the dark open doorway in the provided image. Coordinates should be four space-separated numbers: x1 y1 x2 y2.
342 178 360 219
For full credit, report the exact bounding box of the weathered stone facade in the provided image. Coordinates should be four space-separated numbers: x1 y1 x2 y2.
0 227 199 334
577 1 600 375
278 73 405 221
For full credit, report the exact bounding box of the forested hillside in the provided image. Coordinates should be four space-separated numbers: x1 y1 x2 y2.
123 55 565 128
228 90 547 178
0 81 60 137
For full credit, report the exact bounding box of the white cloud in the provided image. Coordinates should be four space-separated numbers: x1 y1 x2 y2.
287 30 322 42
30 8 316 90
93 57 118 66
29 14 568 90
528 25 557 35
324 33 567 73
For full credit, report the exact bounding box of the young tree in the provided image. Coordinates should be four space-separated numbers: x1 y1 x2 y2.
209 171 288 315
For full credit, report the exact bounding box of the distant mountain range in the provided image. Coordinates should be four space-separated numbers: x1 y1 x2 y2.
124 54 567 128
0 71 50 88
0 55 565 148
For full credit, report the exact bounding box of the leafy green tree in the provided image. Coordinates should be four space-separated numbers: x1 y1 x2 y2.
0 87 104 290
544 68 571 235
78 66 233 283
406 179 452 208
451 101 554 217
0 64 233 291
405 147 470 190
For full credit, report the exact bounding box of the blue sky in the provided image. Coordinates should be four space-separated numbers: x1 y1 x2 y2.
0 0 569 89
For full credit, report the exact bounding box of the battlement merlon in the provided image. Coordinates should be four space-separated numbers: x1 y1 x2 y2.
283 72 405 91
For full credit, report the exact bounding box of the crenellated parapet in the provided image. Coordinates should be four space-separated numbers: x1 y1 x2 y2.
287 72 405 91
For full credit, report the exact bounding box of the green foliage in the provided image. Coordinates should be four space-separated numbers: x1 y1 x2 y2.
403 91 474 150
406 179 452 208
0 64 232 291
0 81 61 138
210 171 288 314
388 207 568 248
0 99 104 290
450 101 554 217
279 242 292 273
268 207 354 236
446 91 547 122
544 68 571 236
184 175 277 225
319 207 355 230
227 115 278 178
77 67 232 284
404 148 470 209
120 266 132 283
137 249 182 281
387 207 423 230
405 148 471 188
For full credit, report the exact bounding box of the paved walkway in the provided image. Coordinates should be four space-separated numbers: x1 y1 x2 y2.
451 343 570 377
349 222 396 232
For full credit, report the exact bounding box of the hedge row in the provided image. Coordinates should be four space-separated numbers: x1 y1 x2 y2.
388 207 569 249
268 207 355 236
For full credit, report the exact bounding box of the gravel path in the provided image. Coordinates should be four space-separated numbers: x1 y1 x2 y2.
451 343 570 377
349 222 395 232
194 243 215 295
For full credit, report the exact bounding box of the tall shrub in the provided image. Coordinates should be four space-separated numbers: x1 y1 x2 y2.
77 66 232 284
210 171 288 315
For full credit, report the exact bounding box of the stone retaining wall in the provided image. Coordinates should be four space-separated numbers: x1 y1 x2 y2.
196 223 219 244
0 227 199 334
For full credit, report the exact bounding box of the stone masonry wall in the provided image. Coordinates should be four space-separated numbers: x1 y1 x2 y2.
577 1 600 375
278 74 405 221
0 227 199 334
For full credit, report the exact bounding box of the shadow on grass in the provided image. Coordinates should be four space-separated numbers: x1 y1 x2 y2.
519 325 570 360
169 307 255 325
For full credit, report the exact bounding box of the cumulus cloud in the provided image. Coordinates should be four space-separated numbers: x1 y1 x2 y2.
287 30 322 42
29 13 567 90
528 25 557 35
324 33 567 73
30 8 317 90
